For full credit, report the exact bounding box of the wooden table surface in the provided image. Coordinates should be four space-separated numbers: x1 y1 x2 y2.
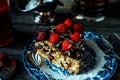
0 1 120 80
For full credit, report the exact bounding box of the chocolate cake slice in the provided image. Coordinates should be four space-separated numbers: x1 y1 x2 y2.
34 19 96 75
34 39 96 74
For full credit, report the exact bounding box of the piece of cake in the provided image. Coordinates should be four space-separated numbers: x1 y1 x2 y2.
34 19 96 75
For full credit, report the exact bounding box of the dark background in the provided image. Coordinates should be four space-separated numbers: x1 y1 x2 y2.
0 0 120 80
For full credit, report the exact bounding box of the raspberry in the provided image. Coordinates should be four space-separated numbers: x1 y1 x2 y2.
70 32 81 43
37 31 46 41
62 40 74 51
64 19 73 28
50 33 61 44
0 62 4 68
73 24 84 33
0 53 9 68
55 23 67 33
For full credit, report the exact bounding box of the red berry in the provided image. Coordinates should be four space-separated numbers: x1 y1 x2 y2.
64 19 73 28
0 53 9 63
0 53 9 68
55 23 67 33
73 24 84 33
62 40 74 51
50 33 61 44
37 31 46 41
0 61 4 68
70 32 81 43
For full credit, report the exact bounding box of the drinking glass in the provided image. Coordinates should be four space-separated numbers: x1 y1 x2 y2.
0 0 13 47
72 0 108 22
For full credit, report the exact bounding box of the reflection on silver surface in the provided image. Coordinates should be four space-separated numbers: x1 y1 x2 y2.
108 33 120 60
25 50 50 80
26 51 41 67
17 0 54 12
33 11 55 24
96 35 120 60
17 0 63 25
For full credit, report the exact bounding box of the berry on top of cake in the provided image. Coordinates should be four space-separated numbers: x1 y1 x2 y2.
64 19 73 28
50 33 61 44
34 19 96 75
37 31 47 41
55 23 67 34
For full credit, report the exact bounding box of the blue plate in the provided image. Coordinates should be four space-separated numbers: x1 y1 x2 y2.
23 31 117 80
